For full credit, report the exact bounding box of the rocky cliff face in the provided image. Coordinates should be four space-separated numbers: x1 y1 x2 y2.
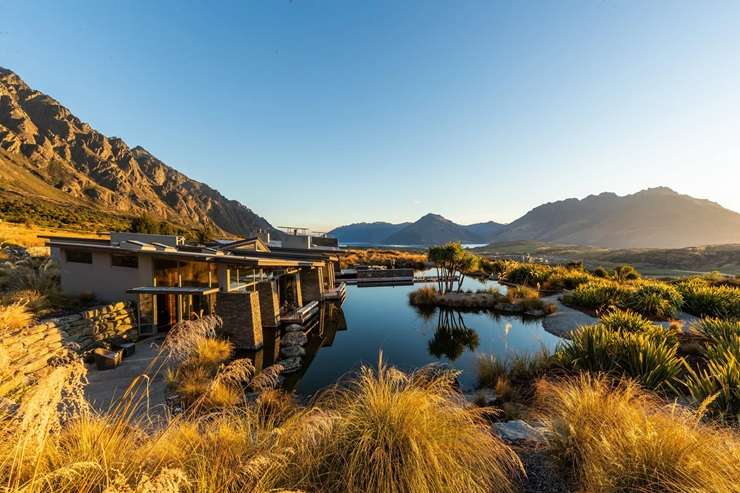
0 67 275 236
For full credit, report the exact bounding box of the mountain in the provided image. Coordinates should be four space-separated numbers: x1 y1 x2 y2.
465 221 506 242
328 221 410 244
492 187 740 248
0 66 275 237
329 214 502 245
330 188 740 248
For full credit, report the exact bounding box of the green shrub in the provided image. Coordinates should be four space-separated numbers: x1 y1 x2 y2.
555 323 683 391
627 281 683 319
615 264 640 281
592 266 610 278
600 309 653 333
694 318 740 344
564 279 683 319
677 278 740 319
543 267 593 291
684 336 740 422
502 263 551 286
563 279 631 311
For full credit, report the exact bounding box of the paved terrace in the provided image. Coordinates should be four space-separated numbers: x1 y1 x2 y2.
84 336 170 416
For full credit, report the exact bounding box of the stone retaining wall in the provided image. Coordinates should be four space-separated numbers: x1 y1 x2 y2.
0 301 137 398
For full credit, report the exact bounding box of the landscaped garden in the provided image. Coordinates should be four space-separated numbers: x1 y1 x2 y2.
2 240 739 492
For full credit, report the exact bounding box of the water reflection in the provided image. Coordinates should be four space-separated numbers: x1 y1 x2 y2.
427 309 479 361
244 276 563 395
243 301 348 392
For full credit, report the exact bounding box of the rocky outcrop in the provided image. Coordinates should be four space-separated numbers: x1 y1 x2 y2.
0 301 137 398
0 66 277 237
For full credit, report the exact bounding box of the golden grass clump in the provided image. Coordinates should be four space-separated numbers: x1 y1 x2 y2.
0 302 34 333
284 355 523 493
408 286 438 305
341 248 428 270
536 374 740 493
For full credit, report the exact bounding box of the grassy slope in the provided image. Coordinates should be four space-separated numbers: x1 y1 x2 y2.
475 240 740 276
0 222 108 248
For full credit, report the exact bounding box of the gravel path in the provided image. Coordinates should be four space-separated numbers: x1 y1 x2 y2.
540 295 597 339
514 444 572 493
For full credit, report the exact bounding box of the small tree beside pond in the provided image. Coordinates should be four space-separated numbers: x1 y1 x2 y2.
427 242 479 294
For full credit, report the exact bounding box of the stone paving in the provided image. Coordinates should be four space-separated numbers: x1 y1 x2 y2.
84 336 170 416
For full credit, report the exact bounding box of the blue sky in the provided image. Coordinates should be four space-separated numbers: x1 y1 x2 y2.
2 1 739 231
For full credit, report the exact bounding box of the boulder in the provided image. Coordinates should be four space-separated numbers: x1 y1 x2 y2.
281 331 308 347
493 420 547 444
284 324 304 333
281 345 306 358
276 357 302 373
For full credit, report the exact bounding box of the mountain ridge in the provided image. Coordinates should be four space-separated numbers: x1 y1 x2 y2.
329 187 740 248
0 66 276 237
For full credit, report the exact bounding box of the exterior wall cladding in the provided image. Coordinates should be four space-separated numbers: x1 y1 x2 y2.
257 280 280 327
51 248 153 303
215 291 263 350
300 267 323 303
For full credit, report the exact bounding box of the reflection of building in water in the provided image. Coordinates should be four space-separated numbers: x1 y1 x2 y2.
242 301 348 391
427 309 480 361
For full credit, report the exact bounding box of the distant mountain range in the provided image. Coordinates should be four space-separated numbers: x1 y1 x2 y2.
330 214 505 245
330 188 740 249
0 67 276 237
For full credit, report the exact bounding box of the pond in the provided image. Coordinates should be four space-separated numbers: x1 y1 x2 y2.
249 275 564 395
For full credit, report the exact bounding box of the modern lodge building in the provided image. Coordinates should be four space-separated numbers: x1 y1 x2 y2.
45 230 345 350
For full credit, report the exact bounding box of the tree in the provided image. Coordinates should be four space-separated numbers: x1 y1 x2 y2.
427 242 480 294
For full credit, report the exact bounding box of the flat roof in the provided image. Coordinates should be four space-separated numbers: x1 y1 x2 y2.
45 237 328 268
126 286 220 295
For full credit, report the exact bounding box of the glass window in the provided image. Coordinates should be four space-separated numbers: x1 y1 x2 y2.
111 254 139 268
66 249 92 264
153 258 179 287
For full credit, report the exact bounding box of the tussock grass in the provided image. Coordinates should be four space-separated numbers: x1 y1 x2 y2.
536 375 740 493
2 257 59 296
341 248 428 270
505 285 539 303
408 286 438 305
0 341 524 493
0 302 34 333
476 350 552 390
291 356 523 492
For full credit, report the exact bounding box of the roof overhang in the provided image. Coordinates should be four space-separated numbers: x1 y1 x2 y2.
126 286 220 296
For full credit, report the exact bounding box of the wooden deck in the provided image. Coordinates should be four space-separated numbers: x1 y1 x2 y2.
322 282 347 301
280 300 320 324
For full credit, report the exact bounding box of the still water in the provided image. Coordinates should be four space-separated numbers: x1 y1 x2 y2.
253 274 564 395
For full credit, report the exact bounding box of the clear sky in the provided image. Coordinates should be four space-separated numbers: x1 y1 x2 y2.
2 1 739 231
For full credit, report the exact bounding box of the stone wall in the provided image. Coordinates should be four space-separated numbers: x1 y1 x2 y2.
0 301 138 398
300 268 323 303
257 280 280 327
215 291 263 350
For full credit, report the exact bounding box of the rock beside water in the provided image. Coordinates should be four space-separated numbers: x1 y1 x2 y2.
284 324 304 333
281 345 306 358
276 357 302 373
281 331 308 346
